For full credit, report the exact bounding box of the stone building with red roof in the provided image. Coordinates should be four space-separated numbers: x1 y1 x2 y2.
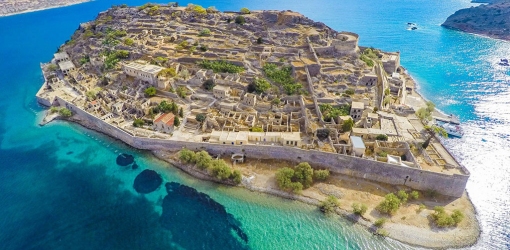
153 113 175 134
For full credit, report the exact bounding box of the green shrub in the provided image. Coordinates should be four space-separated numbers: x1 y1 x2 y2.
250 126 263 132
240 7 250 14
376 193 401 215
199 28 211 36
177 86 187 98
103 50 129 69
173 116 180 126
50 106 59 113
144 86 157 97
132 119 144 127
376 134 388 141
410 191 419 200
344 88 355 95
198 60 244 73
231 169 242 184
360 54 374 67
375 229 389 237
158 67 176 77
203 79 215 90
320 196 339 214
432 207 464 227
342 118 354 132
352 203 368 216
257 37 263 44
417 204 426 212
396 190 408 204
313 169 330 181
196 113 206 123
235 15 246 25
58 108 72 117
374 218 387 227
319 103 351 122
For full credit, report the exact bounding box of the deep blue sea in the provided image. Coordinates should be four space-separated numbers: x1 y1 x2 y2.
1 0 509 249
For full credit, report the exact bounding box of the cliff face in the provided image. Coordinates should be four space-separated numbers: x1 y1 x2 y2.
442 0 510 41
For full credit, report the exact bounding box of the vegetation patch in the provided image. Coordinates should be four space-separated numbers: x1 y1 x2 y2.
178 149 241 184
319 103 351 122
199 60 245 73
320 196 339 214
431 206 464 227
102 50 129 69
263 63 301 95
275 162 328 193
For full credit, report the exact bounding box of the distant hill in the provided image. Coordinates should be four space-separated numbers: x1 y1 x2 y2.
442 0 510 41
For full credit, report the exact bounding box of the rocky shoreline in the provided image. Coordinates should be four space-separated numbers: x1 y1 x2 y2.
442 0 510 41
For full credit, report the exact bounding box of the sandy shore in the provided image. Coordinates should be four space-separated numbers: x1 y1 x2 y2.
0 0 91 18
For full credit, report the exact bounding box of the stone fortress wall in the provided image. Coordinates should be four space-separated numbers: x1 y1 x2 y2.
39 94 469 198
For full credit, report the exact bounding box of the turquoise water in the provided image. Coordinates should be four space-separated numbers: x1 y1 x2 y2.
1 0 509 249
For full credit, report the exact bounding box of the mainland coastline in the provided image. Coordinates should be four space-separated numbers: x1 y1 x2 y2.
36 3 480 248
0 0 91 17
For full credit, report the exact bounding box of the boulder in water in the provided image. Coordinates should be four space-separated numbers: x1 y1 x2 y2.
133 169 163 194
116 153 134 166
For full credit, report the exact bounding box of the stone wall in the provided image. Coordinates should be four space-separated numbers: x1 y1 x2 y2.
43 96 469 198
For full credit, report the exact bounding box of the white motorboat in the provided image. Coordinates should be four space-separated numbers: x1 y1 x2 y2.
439 122 464 138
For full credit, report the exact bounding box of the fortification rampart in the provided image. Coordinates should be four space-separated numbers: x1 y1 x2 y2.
41 96 469 198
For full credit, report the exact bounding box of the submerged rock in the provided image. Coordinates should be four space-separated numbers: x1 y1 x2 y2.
160 182 249 249
131 162 139 170
133 169 162 194
116 153 134 166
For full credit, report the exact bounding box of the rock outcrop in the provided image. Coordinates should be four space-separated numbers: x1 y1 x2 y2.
442 0 510 41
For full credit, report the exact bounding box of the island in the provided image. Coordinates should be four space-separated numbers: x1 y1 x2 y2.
36 3 480 248
0 0 91 17
442 0 510 41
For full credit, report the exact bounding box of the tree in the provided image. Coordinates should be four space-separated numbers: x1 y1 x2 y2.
376 134 388 141
240 7 250 14
235 15 246 25
203 79 215 90
179 149 196 163
173 116 180 127
177 86 187 98
58 108 72 117
426 101 435 113
422 125 448 149
271 98 281 107
316 129 330 140
276 167 296 190
196 113 206 123
257 37 263 44
342 119 354 132
314 169 330 181
294 162 314 189
179 107 183 117
144 86 157 97
231 169 242 184
376 193 401 215
345 88 355 95
416 107 432 121
320 196 339 214
133 119 144 127
195 151 213 170
352 203 368 216
158 68 177 77
253 78 271 94
209 159 232 180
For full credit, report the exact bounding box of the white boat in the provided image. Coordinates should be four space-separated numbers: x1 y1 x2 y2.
439 122 464 138
407 23 417 30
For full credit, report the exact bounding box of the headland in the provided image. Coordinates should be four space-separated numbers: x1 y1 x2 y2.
35 3 480 248
442 0 510 41
0 0 91 17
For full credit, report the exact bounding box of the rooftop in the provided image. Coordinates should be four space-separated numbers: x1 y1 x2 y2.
154 113 175 126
